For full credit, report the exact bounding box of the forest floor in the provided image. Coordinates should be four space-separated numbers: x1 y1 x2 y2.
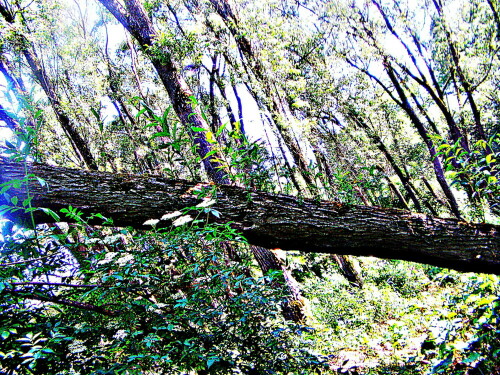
300 256 496 374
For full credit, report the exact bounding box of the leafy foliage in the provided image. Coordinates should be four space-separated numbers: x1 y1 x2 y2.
422 274 500 375
436 135 500 219
0 216 325 374
1 0 500 373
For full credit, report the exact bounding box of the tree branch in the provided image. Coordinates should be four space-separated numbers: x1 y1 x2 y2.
9 282 103 288
0 254 57 267
6 289 119 316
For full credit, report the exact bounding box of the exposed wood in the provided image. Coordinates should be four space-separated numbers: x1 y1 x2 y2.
1 157 499 275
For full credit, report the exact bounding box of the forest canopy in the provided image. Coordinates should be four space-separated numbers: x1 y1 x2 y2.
0 0 499 374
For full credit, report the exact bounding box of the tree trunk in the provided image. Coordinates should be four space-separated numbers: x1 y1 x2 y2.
0 5 97 170
372 0 470 153
97 0 228 184
1 157 499 275
207 0 315 187
332 254 363 288
250 246 305 321
347 109 423 212
432 0 489 145
384 62 462 219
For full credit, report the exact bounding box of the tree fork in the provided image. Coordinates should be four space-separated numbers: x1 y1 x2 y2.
1 157 499 275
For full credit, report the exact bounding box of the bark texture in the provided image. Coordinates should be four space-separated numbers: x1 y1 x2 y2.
1 157 499 275
250 245 306 321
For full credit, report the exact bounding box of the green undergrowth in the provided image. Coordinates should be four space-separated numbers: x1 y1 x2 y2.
301 258 500 374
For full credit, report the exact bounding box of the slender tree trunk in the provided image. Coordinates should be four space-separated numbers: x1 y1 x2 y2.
208 55 221 134
0 103 22 132
310 143 365 287
347 109 423 212
332 254 363 288
347 11 462 218
486 0 500 40
384 62 462 219
0 59 42 136
372 0 470 153
207 0 315 187
231 77 245 133
0 5 97 170
432 0 488 144
251 245 306 321
98 0 228 183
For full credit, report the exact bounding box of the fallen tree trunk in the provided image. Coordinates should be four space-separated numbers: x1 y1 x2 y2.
1 157 499 274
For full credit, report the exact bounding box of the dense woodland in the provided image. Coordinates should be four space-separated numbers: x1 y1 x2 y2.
0 0 499 373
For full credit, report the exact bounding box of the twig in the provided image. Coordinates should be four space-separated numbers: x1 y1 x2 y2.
9 281 104 288
0 253 57 267
7 290 120 316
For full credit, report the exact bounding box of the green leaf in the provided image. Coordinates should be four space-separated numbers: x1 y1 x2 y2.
22 197 32 207
207 357 218 369
10 196 18 205
476 139 487 150
0 204 15 215
201 110 209 123
90 107 100 120
0 183 11 194
136 108 147 118
462 352 481 363
191 126 206 132
203 150 217 160
5 140 16 150
476 296 496 306
38 207 61 221
437 144 451 151
151 131 171 139
215 122 227 137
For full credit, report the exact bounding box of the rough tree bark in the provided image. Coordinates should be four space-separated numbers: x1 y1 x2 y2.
1 157 499 275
